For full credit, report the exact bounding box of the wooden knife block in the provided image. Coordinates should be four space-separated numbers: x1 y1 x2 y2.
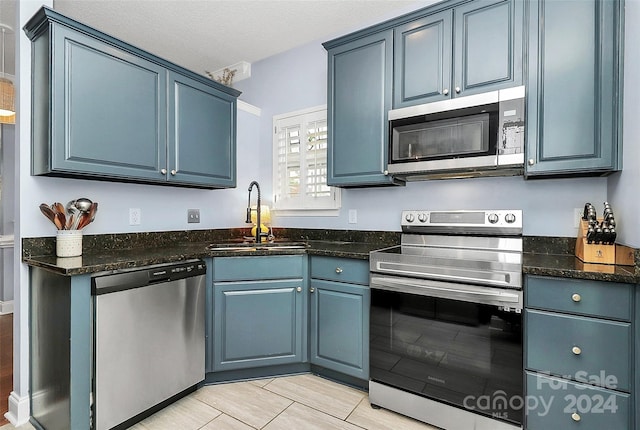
575 219 616 264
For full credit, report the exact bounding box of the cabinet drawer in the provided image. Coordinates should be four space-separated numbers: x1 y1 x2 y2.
526 276 632 321
310 256 369 285
526 372 630 430
525 310 631 392
213 255 304 281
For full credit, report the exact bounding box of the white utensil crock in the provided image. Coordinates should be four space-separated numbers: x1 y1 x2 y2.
56 230 82 257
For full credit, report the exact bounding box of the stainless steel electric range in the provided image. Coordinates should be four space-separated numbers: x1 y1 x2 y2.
369 210 523 430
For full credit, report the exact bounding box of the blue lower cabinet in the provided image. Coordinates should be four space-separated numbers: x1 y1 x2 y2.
309 279 370 380
526 372 630 430
213 279 305 371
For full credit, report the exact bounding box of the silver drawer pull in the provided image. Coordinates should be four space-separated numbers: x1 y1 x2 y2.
310 287 315 293
572 346 582 355
296 287 302 293
335 267 343 274
572 293 581 302
571 412 581 422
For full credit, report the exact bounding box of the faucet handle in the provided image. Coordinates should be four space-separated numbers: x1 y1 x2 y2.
245 207 252 224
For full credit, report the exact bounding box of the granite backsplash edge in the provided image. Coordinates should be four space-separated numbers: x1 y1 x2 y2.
21 227 403 259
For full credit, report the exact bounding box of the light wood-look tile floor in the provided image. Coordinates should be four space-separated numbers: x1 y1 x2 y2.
1 374 439 430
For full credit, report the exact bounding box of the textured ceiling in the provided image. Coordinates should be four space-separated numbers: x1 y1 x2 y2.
48 0 434 79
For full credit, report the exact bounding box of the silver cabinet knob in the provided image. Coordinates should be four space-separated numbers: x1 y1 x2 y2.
572 346 582 355
455 86 461 93
383 170 389 176
310 287 315 293
296 286 302 293
443 88 449 95
572 293 581 302
335 267 343 274
571 412 581 422
528 159 535 166
170 169 177 175
160 168 167 175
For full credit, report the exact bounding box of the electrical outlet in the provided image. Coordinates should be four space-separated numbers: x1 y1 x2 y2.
348 209 357 224
574 208 583 228
129 208 141 226
188 209 200 223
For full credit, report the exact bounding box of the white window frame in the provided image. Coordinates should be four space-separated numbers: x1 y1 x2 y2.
272 105 340 216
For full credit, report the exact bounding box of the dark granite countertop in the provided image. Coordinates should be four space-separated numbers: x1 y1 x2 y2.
22 229 639 283
22 229 394 276
523 253 638 284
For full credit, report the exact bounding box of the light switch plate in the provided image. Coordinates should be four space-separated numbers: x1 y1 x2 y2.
348 209 357 224
574 208 582 228
188 209 200 223
129 208 141 225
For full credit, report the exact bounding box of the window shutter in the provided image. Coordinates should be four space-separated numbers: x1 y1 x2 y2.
273 106 339 212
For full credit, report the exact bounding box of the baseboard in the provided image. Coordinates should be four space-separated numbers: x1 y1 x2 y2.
0 300 13 315
5 391 30 426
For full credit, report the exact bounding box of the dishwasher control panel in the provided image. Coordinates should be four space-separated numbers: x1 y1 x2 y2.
92 259 206 295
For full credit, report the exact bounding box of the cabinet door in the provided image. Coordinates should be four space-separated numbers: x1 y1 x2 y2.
309 279 370 380
393 11 452 107
43 25 167 181
213 279 304 371
168 72 236 188
526 0 621 176
327 30 397 186
453 0 523 97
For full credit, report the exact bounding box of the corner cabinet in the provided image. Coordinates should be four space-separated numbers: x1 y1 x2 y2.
309 256 370 381
524 276 633 429
210 256 306 372
24 7 238 189
525 0 623 176
324 30 400 187
394 0 523 108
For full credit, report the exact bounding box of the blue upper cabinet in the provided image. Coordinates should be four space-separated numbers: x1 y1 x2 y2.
168 72 236 187
525 0 623 176
394 11 452 107
324 30 400 187
24 7 239 189
394 0 523 108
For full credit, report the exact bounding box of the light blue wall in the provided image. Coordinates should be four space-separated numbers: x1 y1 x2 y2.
608 0 640 248
234 7 613 238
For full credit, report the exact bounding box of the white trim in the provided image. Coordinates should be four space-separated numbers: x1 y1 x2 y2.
237 100 261 116
273 104 327 121
0 300 12 314
0 234 14 248
5 391 30 426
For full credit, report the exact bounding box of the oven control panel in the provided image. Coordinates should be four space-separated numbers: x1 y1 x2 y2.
401 209 523 235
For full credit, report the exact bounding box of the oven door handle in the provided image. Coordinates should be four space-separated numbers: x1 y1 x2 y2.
370 275 522 309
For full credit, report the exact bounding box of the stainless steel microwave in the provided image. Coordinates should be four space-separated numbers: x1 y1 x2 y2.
387 86 525 180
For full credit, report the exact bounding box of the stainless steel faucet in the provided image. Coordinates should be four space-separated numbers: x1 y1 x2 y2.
246 181 265 243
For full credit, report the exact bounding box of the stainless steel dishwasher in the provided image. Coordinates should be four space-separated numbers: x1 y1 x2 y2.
92 259 206 430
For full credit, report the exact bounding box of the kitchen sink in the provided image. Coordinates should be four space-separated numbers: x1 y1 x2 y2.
205 241 308 252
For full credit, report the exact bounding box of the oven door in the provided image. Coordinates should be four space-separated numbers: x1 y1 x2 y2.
369 280 523 426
